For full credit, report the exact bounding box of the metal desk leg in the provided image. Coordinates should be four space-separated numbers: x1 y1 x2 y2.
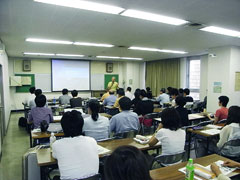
30 132 32 148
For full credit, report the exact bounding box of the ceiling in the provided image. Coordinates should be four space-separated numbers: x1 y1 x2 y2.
0 0 240 61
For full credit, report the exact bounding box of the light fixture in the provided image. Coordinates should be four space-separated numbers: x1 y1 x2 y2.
23 52 55 56
129 46 187 54
121 9 188 26
200 26 240 38
96 56 143 60
34 0 125 15
56 54 84 57
26 38 73 45
74 42 114 47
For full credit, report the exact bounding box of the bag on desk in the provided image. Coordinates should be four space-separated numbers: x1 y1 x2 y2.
18 117 27 127
40 120 49 132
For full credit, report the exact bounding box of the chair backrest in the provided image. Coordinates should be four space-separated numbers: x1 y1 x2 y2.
197 120 213 127
153 151 185 167
78 174 101 180
114 130 138 139
217 119 227 124
220 139 240 158
144 112 160 119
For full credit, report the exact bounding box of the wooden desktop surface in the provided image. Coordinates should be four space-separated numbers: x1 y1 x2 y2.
32 132 64 139
150 154 240 180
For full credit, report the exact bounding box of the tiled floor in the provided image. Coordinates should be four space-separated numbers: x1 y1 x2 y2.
0 112 29 180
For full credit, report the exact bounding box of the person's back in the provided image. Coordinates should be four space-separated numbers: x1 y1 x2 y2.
156 88 170 106
183 88 193 102
103 91 117 106
125 87 133 100
146 87 153 99
135 98 154 115
59 88 71 105
175 96 189 127
70 90 82 108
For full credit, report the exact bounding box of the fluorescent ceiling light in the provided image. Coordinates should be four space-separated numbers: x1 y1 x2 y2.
34 0 125 15
200 26 240 38
26 38 73 45
121 9 188 26
96 56 143 60
129 46 187 54
56 54 84 57
74 42 114 47
23 52 55 56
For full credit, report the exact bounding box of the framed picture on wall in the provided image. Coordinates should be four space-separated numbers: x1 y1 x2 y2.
106 63 113 73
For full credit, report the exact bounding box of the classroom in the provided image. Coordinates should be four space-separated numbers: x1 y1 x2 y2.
0 0 240 180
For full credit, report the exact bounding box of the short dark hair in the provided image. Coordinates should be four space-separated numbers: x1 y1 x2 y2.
109 90 114 95
35 94 46 107
119 97 132 111
88 99 100 121
104 145 152 180
71 90 78 97
171 88 179 96
160 88 166 93
175 96 186 107
34 89 42 97
140 89 147 97
127 87 132 92
29 87 36 94
61 110 84 137
62 88 68 95
167 87 172 93
146 87 151 92
183 88 190 95
134 89 141 100
218 96 229 107
226 106 240 125
117 88 125 96
161 108 181 131
179 88 184 94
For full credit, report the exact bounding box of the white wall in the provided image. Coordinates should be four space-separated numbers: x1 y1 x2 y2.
0 51 11 133
200 55 208 101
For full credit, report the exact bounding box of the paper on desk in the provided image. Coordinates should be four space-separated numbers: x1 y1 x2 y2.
189 114 205 119
205 160 237 176
154 118 162 122
200 129 221 135
64 108 85 114
206 124 222 129
53 116 62 121
98 145 111 155
32 128 41 133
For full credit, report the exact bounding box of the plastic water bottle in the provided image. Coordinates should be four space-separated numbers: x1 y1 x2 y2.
53 97 56 104
50 132 56 149
185 158 194 180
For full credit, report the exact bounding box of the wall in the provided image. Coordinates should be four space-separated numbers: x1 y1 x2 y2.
9 58 144 109
199 55 208 101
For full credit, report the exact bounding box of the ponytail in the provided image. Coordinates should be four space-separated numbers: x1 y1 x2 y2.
88 99 100 121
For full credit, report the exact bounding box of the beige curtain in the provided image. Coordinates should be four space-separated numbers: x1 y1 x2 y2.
146 58 180 96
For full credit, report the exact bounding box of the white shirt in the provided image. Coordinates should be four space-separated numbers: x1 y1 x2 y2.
156 93 170 105
125 91 134 100
83 114 110 141
52 136 99 180
155 128 186 155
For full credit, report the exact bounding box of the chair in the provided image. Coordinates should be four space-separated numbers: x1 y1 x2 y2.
113 130 139 139
151 151 185 169
219 139 240 161
196 120 213 127
140 112 160 135
217 119 227 124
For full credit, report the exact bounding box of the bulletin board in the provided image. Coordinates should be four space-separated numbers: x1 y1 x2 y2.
15 74 35 93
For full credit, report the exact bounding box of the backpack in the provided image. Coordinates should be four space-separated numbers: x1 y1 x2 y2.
40 120 49 132
18 117 27 127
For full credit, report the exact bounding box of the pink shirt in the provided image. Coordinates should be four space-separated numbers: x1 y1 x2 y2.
215 107 228 121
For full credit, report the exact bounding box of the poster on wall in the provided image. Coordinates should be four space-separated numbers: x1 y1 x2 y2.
235 72 240 91
213 82 222 93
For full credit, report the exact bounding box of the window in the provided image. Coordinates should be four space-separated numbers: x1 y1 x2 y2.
187 59 201 100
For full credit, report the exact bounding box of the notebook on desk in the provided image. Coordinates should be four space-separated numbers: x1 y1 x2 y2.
47 123 63 133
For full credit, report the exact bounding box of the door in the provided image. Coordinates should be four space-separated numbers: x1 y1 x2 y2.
0 65 5 158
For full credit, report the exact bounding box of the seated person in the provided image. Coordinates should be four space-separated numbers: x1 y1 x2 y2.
103 90 117 106
125 87 134 100
170 88 179 107
134 89 154 116
209 96 229 124
175 96 189 127
29 88 43 109
28 94 53 129
59 88 71 105
70 90 82 108
183 88 194 102
156 88 170 107
132 89 141 108
113 88 125 109
23 86 35 108
148 108 186 155
52 110 99 180
178 88 184 97
104 146 152 180
83 100 110 141
146 87 153 99
110 97 139 134
101 89 110 102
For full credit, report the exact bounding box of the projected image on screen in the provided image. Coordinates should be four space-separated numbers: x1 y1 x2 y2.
52 59 90 91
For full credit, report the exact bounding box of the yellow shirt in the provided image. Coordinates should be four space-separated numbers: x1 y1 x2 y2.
101 92 110 101
107 81 118 92
113 96 123 109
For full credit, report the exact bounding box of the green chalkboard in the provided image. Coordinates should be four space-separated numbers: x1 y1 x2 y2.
104 74 119 89
16 74 35 93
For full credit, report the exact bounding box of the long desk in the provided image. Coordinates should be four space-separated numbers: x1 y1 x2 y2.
150 154 240 180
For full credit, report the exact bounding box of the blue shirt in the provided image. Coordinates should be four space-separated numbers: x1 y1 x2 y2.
110 111 139 134
156 93 170 105
103 95 117 106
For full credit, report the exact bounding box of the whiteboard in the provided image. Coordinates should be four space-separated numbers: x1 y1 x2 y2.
91 74 104 90
35 74 51 92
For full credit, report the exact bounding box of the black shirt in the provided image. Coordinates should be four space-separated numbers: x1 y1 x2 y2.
135 99 154 116
70 97 82 108
175 106 189 127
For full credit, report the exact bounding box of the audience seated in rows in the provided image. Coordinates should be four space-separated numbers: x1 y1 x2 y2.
103 90 117 106
125 87 134 100
83 100 109 141
156 88 170 107
175 96 189 127
59 88 71 105
113 88 125 109
70 90 82 108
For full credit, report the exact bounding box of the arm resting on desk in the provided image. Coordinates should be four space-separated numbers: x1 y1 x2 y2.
148 123 163 147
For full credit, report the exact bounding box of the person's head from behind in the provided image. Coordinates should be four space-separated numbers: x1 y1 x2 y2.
140 89 147 99
218 96 229 107
179 88 184 96
71 90 78 97
134 89 141 100
127 87 132 92
35 94 46 107
146 87 151 92
61 110 84 137
62 88 68 95
226 106 240 125
119 97 131 111
175 96 186 107
167 87 172 94
183 88 190 97
109 90 114 95
29 87 36 94
171 88 179 99
34 89 42 97
161 108 181 131
104 145 152 180
88 99 100 121
117 88 125 97
160 88 166 94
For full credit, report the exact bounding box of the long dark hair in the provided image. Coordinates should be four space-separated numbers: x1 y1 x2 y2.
88 99 100 121
226 106 240 126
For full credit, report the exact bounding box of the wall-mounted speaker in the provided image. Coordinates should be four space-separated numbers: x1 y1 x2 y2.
23 60 31 71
